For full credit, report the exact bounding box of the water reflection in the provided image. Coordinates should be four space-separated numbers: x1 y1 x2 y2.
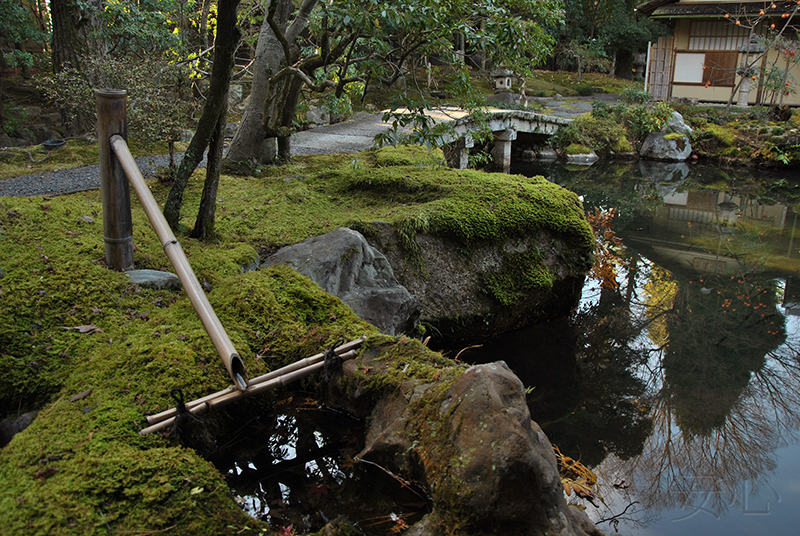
467 161 800 533
210 399 430 534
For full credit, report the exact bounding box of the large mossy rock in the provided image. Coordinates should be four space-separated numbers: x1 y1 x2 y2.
640 132 692 162
327 348 604 536
354 177 593 343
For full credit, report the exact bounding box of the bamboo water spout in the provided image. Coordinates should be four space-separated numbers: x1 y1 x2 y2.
108 134 248 391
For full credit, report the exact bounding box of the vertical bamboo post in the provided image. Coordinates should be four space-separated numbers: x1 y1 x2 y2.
96 89 134 271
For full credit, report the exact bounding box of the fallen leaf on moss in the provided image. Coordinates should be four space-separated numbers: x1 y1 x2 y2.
60 324 103 334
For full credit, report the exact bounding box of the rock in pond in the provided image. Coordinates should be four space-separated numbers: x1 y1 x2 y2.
327 356 606 536
261 227 419 336
640 132 692 162
360 222 591 344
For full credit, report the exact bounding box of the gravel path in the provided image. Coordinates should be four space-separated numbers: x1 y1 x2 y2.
0 154 185 198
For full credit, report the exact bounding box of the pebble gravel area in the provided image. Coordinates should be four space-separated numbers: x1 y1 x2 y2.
1 145 330 198
0 154 186 198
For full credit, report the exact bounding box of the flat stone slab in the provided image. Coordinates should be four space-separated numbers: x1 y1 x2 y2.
125 269 182 290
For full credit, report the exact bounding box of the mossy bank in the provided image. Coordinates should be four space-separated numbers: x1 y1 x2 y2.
0 146 593 534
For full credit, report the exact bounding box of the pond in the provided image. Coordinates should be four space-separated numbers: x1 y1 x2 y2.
476 158 800 535
217 159 800 535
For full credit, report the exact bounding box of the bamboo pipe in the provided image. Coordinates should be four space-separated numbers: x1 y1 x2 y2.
144 335 366 425
109 135 248 391
138 349 357 436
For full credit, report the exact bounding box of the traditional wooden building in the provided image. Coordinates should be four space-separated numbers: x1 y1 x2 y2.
639 0 800 106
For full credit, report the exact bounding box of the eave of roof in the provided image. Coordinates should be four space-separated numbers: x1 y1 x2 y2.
638 1 800 18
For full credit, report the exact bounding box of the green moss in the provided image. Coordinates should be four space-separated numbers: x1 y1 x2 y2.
565 143 593 155
703 123 737 147
664 132 685 141
611 135 634 154
0 215 377 534
569 113 632 154
483 249 554 306
374 145 446 167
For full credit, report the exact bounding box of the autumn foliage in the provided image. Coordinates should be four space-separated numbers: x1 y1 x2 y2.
586 207 626 290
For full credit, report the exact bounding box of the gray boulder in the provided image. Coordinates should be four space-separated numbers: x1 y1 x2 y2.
640 132 692 161
125 269 182 290
566 149 599 165
665 111 693 137
537 147 560 162
0 411 37 447
261 227 419 336
304 105 330 127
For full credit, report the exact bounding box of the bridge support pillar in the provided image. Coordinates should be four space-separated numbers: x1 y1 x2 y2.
446 135 474 169
492 129 516 173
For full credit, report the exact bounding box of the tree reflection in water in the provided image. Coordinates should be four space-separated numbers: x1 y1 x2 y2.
505 159 800 530
596 266 800 522
209 398 430 534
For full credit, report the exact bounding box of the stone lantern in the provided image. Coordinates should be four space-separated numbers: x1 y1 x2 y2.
492 68 514 92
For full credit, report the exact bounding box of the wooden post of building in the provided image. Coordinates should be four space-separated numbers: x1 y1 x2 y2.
95 89 134 271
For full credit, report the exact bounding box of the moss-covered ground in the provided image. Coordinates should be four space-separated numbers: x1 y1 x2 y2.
672 105 800 167
0 146 591 534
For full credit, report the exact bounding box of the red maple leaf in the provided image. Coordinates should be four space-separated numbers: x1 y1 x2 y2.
307 482 330 499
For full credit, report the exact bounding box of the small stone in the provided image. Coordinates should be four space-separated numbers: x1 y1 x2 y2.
125 269 182 290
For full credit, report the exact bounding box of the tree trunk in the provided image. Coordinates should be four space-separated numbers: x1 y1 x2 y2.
224 0 292 168
614 49 633 80
163 0 241 232
190 88 228 241
0 54 5 132
265 70 305 162
224 0 317 168
50 0 106 74
50 0 107 134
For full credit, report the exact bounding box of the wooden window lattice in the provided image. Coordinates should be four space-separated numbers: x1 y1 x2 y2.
689 21 750 51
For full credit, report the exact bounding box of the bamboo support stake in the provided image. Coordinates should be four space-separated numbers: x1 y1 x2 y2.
139 349 358 436
96 90 134 271
144 336 366 425
109 134 248 391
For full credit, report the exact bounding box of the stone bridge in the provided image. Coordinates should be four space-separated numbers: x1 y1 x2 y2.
427 108 573 171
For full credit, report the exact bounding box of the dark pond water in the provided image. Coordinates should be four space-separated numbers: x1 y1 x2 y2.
218 158 800 535
484 158 800 535
210 398 431 534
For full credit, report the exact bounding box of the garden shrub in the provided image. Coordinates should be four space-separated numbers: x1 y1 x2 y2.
571 113 631 155
554 100 674 154
620 87 652 104
37 57 196 149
